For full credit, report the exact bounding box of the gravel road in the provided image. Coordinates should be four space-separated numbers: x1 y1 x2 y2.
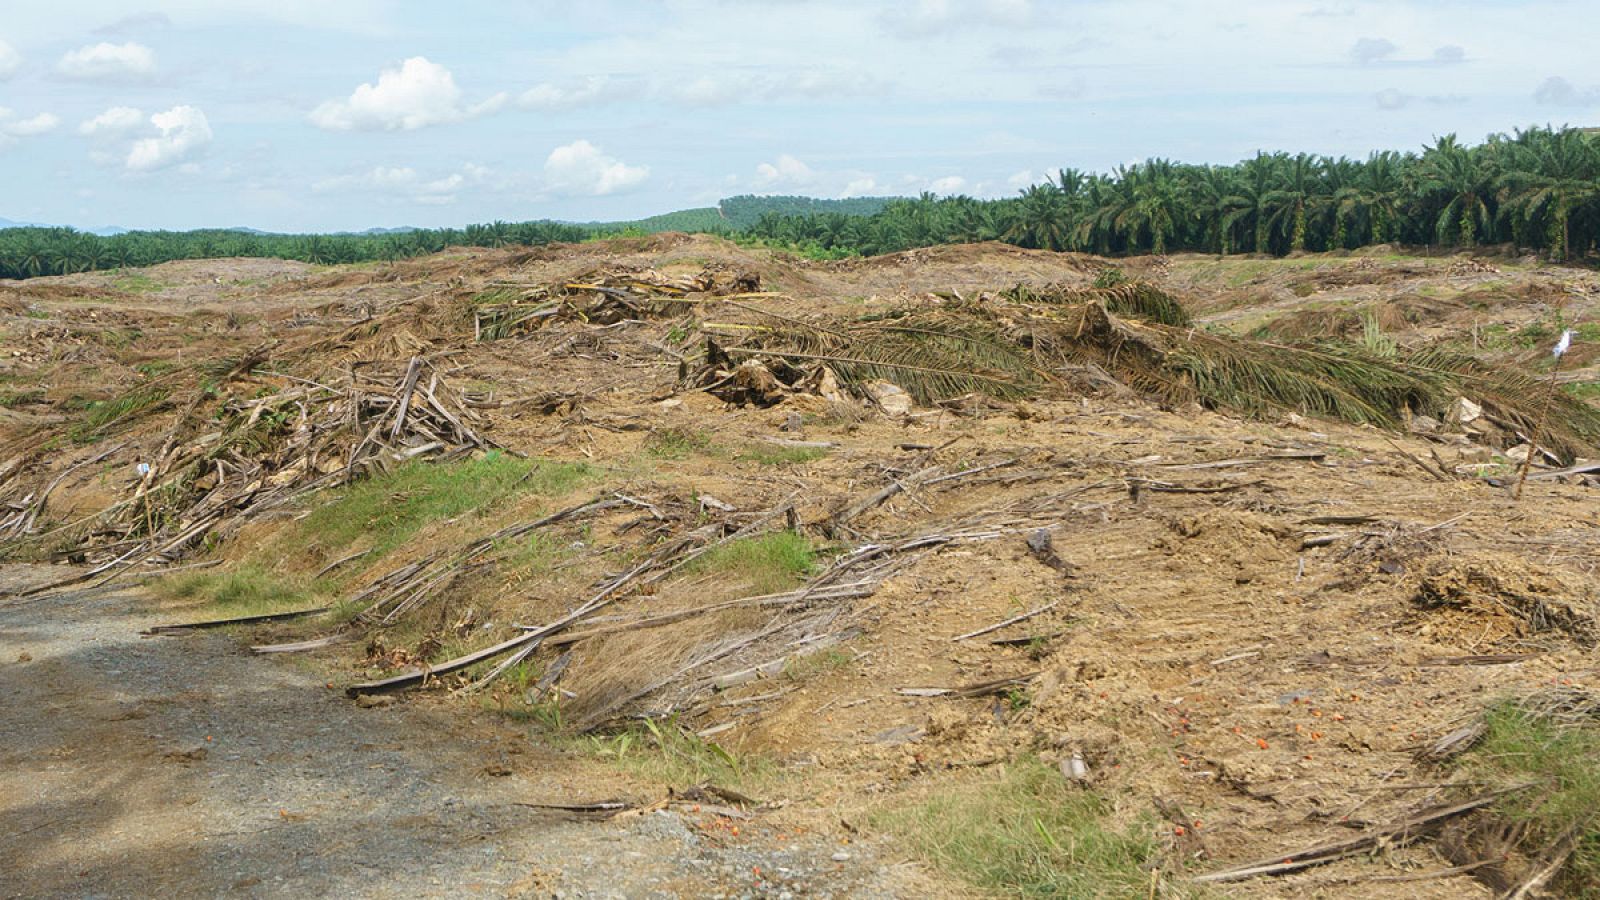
0 567 907 899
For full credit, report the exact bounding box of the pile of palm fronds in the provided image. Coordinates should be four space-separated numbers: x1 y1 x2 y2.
2 355 495 591
473 266 763 341
701 307 1046 405
1001 280 1193 327
694 287 1600 460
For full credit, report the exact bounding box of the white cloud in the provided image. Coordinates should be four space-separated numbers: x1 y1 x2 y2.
126 105 212 172
312 162 491 204
1007 169 1035 188
0 108 59 148
543 140 648 196
1375 88 1410 110
310 57 504 131
78 106 145 137
842 177 880 198
93 12 173 36
754 154 816 189
1535 76 1600 106
0 39 20 80
928 175 967 194
880 0 1038 37
1348 36 1397 65
518 76 637 111
1433 44 1466 64
6 112 59 136
56 41 156 79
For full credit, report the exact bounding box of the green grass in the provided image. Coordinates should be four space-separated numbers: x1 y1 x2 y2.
587 716 771 790
0 388 44 408
683 531 817 595
736 443 830 466
68 385 169 443
296 452 593 556
1460 697 1600 894
874 758 1166 897
1566 382 1600 401
783 647 855 681
110 272 169 293
644 425 716 459
133 360 178 378
157 564 328 616
496 530 569 577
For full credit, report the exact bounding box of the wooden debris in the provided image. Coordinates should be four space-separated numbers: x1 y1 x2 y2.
894 671 1039 699
1193 785 1532 883
142 606 331 635
952 601 1059 642
251 634 351 654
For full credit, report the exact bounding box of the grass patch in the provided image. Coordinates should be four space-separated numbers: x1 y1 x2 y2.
1460 695 1600 894
1565 381 1600 402
156 564 327 616
683 531 817 595
874 758 1166 897
644 425 716 459
0 388 45 408
296 452 592 556
111 273 169 294
783 646 855 681
736 443 830 466
69 384 169 443
588 716 770 789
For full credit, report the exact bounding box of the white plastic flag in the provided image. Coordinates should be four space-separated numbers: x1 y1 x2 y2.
1553 329 1575 358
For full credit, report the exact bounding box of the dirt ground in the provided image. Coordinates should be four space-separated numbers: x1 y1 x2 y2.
3 236 1599 897
0 563 915 899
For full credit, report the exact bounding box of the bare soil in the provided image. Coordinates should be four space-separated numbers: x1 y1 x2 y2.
0 564 911 899
3 236 1600 897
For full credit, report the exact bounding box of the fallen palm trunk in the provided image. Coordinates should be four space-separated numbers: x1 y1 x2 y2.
141 606 331 635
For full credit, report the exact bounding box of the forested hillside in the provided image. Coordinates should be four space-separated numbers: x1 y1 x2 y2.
5 126 1600 280
747 127 1600 260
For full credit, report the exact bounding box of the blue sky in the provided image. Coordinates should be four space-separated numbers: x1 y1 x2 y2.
0 0 1594 232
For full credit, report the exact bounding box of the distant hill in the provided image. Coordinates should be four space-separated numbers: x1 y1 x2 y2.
584 197 904 235
584 207 730 234
717 195 900 229
2 216 128 236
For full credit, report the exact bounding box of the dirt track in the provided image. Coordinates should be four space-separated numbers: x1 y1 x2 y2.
0 566 903 899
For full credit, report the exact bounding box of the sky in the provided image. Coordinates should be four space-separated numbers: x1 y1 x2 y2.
0 0 1595 233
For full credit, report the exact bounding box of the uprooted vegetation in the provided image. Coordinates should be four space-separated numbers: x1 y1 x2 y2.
4 236 1600 897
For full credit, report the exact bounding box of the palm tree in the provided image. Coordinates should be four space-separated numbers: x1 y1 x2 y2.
1497 126 1600 259
1416 134 1495 247
1005 183 1073 251
1261 153 1319 253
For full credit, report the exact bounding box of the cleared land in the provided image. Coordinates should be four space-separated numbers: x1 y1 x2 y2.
3 236 1599 898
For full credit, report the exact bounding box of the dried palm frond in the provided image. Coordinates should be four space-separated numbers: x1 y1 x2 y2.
1003 280 1193 327
724 307 1045 404
1012 302 1599 458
